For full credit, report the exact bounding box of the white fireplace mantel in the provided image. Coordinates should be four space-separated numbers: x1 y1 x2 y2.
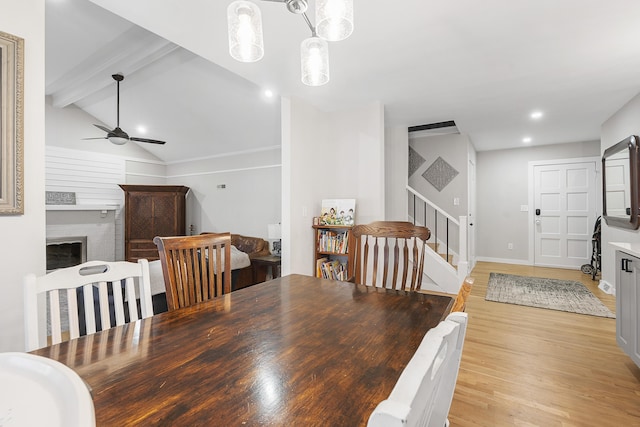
46 204 119 211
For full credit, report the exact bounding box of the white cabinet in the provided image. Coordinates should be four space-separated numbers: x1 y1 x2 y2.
615 250 640 368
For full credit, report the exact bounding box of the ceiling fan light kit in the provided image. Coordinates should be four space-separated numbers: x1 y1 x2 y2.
227 0 353 86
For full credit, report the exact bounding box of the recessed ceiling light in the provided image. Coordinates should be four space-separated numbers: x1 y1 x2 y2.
530 111 543 120
523 136 532 143
264 89 274 98
136 125 147 134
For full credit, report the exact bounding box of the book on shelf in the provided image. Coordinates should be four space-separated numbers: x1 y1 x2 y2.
318 259 348 281
316 257 328 278
317 229 350 254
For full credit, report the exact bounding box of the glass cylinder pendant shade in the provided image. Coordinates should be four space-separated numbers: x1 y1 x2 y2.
301 37 330 86
227 1 264 62
316 0 354 41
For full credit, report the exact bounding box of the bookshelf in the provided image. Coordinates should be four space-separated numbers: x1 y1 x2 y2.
313 224 354 281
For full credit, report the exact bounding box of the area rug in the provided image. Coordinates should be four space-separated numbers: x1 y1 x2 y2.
485 273 615 318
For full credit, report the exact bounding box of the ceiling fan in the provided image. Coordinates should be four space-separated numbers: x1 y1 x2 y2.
84 73 166 145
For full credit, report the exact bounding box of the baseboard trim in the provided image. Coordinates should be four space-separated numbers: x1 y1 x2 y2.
475 256 532 266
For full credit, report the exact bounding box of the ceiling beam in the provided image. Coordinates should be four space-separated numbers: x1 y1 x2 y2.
47 26 178 108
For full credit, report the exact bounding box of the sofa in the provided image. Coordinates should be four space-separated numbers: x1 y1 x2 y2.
229 234 271 289
199 233 271 290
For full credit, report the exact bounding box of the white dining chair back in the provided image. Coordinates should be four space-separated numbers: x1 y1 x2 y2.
367 312 468 427
24 260 153 351
0 352 96 426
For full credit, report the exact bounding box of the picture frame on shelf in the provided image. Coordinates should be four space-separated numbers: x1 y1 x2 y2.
319 199 355 226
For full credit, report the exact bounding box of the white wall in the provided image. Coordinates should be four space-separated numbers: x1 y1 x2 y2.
0 0 45 351
385 125 409 220
476 140 600 263
600 91 640 290
409 133 471 218
282 97 385 276
165 147 282 239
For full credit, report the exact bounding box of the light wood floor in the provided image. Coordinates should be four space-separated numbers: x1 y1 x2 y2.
448 262 640 426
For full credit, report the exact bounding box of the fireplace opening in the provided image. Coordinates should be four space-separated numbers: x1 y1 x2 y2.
46 236 87 271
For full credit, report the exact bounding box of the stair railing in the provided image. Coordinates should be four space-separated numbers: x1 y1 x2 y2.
407 185 468 278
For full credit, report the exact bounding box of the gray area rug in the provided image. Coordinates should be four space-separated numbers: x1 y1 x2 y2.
485 273 615 318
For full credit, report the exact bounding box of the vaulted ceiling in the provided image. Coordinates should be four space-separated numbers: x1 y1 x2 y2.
46 0 640 162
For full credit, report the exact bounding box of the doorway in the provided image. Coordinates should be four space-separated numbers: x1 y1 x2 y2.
529 158 599 269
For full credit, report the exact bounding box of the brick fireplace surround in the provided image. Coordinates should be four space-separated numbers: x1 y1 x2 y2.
46 206 119 267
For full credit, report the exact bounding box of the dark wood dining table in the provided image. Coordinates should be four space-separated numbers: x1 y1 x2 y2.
33 274 453 426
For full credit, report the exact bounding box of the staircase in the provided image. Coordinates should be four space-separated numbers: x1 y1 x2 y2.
407 186 468 294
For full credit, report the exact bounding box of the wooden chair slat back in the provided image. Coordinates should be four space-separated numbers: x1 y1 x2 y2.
350 221 431 291
154 233 232 311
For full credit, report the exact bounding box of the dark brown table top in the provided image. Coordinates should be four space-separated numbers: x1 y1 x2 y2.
33 274 453 426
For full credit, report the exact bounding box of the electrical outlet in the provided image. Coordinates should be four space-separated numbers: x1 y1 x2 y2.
507 243 513 250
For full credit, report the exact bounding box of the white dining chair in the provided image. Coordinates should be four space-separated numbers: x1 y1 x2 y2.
367 312 468 427
0 352 96 426
24 259 153 351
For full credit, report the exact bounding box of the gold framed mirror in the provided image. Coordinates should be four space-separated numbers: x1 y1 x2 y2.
0 30 24 215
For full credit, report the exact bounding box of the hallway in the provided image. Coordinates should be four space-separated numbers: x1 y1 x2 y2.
449 262 640 426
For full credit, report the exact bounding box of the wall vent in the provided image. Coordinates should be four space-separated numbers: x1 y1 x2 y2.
408 120 459 139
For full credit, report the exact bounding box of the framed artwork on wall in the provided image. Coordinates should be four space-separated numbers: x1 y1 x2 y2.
0 30 24 215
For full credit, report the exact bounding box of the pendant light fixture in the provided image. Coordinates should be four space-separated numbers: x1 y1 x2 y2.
227 1 264 63
316 0 354 42
301 36 329 86
227 0 354 86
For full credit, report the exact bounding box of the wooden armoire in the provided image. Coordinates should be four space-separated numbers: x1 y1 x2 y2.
119 185 189 262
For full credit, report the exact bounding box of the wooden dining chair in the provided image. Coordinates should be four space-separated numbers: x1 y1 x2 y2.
349 221 431 291
24 259 153 351
153 233 232 311
451 276 474 312
367 311 469 427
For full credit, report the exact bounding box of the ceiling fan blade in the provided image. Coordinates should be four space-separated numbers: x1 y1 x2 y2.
130 137 166 145
82 137 108 140
93 124 112 133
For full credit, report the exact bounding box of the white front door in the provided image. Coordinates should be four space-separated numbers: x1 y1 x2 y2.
533 161 597 268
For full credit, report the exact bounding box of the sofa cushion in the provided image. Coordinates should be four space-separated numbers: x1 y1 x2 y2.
230 234 270 258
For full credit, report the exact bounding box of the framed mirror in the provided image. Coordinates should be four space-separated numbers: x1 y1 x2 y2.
0 30 24 215
602 135 640 229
